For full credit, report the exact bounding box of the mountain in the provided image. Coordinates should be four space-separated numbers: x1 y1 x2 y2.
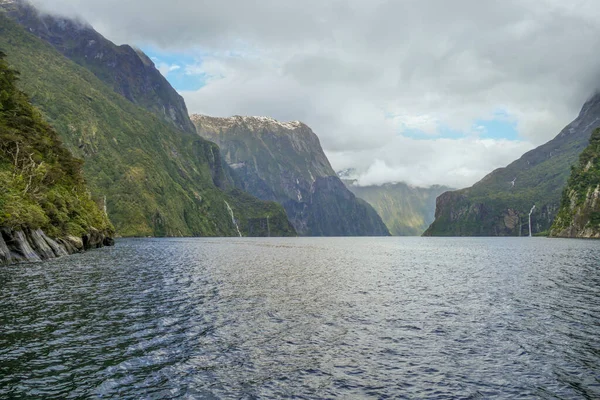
550 128 600 238
1 0 196 134
424 93 600 236
342 179 451 236
191 115 390 236
0 13 295 237
0 51 114 264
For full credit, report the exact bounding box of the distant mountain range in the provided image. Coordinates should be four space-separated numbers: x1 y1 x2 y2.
425 93 600 236
0 0 389 238
3 0 597 241
192 115 390 236
340 176 451 236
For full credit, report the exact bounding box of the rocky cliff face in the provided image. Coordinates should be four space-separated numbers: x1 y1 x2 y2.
0 14 295 237
343 179 451 236
1 0 196 134
550 129 600 238
0 227 114 265
192 115 390 236
425 92 600 236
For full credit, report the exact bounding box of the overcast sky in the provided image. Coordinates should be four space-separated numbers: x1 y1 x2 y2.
32 0 600 188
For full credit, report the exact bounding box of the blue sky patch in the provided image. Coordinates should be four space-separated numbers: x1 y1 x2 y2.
140 46 207 92
475 117 519 140
400 111 520 141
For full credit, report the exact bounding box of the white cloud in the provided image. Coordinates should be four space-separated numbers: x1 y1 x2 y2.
326 137 534 188
155 62 181 77
29 0 600 188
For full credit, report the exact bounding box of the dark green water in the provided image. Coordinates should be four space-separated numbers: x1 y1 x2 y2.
1 237 599 398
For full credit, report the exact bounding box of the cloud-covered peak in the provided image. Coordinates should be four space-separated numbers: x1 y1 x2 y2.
28 0 600 187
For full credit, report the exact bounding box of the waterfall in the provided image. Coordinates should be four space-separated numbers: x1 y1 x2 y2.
224 201 242 237
528 205 536 237
267 215 270 237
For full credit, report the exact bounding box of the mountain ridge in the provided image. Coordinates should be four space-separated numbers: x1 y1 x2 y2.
424 92 600 236
191 114 390 236
0 12 295 237
1 0 197 134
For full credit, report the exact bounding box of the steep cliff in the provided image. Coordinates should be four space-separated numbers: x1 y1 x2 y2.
550 129 600 238
0 14 295 237
1 0 196 134
343 180 451 236
0 51 113 265
425 93 600 236
192 115 390 236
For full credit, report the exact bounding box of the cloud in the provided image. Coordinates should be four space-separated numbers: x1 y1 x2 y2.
326 137 534 188
155 63 180 77
29 0 600 188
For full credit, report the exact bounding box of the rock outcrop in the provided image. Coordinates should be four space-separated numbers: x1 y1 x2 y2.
425 92 600 236
0 228 114 265
550 129 600 238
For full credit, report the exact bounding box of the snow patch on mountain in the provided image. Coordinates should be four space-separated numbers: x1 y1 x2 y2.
191 114 303 131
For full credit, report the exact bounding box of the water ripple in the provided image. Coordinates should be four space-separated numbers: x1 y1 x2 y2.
1 237 599 399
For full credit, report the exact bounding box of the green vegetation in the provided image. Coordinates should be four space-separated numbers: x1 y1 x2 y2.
1 0 196 134
345 182 450 236
425 98 596 236
0 15 294 237
0 51 112 238
550 129 600 237
226 189 296 237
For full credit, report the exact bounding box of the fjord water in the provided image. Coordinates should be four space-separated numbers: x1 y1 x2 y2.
1 238 599 399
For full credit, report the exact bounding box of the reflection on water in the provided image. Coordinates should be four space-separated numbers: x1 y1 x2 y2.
1 237 599 398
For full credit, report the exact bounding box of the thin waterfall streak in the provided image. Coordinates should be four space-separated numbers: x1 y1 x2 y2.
224 200 242 237
528 205 536 237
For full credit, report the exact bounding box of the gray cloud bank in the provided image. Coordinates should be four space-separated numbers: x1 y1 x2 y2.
31 0 600 187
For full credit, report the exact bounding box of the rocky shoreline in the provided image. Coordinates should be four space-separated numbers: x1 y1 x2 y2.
0 227 114 265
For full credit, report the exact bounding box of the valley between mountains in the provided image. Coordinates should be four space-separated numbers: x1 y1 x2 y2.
1 0 599 265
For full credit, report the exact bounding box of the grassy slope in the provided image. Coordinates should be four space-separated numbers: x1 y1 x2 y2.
0 16 294 237
0 51 112 238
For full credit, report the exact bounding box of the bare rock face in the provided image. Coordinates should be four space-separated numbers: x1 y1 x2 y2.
82 228 105 249
56 237 83 254
27 228 56 260
0 228 115 266
191 114 390 236
0 229 41 263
